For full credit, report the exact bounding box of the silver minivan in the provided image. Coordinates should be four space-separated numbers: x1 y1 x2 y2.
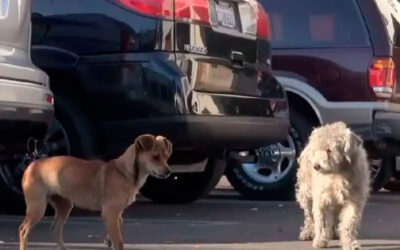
0 0 53 211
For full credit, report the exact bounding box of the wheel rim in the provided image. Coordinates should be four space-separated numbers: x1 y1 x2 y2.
370 159 382 181
241 135 297 184
45 118 71 156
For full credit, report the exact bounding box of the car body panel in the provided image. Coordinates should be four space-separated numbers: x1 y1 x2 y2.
31 0 288 158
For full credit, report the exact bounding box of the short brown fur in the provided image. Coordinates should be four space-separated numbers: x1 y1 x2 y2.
19 134 173 250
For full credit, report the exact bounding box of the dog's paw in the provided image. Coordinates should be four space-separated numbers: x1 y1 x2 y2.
299 231 314 241
312 238 328 248
342 241 361 250
104 238 112 248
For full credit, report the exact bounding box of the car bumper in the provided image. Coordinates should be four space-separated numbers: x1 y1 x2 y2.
102 115 289 157
374 111 400 141
0 78 54 154
317 101 400 156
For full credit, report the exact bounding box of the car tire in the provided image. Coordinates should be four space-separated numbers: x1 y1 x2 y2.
371 157 393 192
140 158 226 203
225 109 313 200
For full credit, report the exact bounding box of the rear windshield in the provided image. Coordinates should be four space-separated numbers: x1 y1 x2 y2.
374 0 400 47
260 0 369 49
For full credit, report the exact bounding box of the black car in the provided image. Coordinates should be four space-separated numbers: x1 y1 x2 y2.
31 0 289 203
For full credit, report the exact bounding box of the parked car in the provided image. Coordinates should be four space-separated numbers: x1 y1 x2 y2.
226 0 400 200
0 0 54 211
30 0 289 203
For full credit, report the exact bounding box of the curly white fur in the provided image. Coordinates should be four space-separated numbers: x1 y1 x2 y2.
295 122 370 250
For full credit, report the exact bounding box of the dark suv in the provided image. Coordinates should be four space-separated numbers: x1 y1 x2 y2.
226 0 400 200
31 0 289 203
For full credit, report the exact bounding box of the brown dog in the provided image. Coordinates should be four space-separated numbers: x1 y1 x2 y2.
19 134 173 250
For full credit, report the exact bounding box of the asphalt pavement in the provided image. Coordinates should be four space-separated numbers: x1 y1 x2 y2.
0 178 400 250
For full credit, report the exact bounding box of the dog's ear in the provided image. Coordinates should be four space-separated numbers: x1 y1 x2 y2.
157 136 173 158
344 129 363 162
136 134 156 152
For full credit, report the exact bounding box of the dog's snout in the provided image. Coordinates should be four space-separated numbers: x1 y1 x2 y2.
314 164 321 171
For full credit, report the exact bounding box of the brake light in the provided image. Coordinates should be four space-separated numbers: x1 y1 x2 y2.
255 3 271 40
369 57 396 99
175 0 210 24
46 94 54 105
117 0 173 18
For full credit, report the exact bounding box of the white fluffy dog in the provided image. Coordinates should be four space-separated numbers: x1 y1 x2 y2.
296 122 370 250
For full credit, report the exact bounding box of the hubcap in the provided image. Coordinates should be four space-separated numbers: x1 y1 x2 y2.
370 159 382 181
241 135 297 184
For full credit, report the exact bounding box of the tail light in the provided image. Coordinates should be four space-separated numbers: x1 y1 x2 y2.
45 94 54 105
255 3 271 40
369 57 396 99
175 0 210 24
116 0 173 18
116 0 210 24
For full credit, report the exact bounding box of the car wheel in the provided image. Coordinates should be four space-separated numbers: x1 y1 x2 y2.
370 158 392 192
225 109 312 200
140 158 226 203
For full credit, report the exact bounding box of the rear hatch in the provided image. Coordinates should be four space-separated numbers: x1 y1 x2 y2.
108 0 279 98
0 0 47 85
174 0 276 97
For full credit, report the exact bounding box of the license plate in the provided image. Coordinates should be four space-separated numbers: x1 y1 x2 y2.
215 1 237 29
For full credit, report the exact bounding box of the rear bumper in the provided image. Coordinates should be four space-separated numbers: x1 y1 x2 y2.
0 78 54 154
102 115 289 156
374 111 400 141
316 100 400 156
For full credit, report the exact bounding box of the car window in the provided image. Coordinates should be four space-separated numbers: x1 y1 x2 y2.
260 0 369 49
374 0 400 47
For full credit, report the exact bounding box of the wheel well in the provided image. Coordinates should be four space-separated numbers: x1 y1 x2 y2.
287 92 320 127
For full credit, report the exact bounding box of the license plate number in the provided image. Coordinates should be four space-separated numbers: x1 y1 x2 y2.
215 1 237 29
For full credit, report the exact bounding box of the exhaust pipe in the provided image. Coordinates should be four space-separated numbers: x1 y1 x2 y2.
225 150 257 163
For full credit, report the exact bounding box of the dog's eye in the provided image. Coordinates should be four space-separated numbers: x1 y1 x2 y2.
327 149 331 154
